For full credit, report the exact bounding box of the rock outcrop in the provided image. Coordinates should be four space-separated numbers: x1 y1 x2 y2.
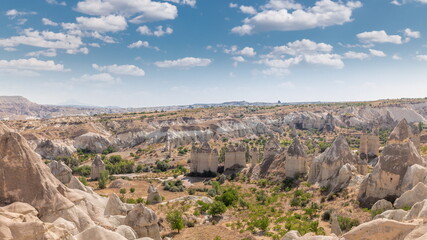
224 143 246 171
308 135 359 193
91 155 106 180
48 160 73 184
147 184 162 204
74 132 112 153
358 119 425 207
35 139 75 160
359 134 380 161
189 142 218 174
75 225 128 240
104 193 129 216
394 182 427 209
371 199 393 212
284 138 309 178
342 218 418 240
124 204 161 240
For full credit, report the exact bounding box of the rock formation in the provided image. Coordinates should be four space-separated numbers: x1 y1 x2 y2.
224 143 246 171
91 155 106 180
359 134 380 162
75 225 128 240
371 199 393 212
284 138 309 178
74 132 112 153
388 119 420 149
394 182 427 209
358 119 425 207
342 218 418 240
147 184 162 204
104 193 129 216
48 160 73 185
321 113 336 132
308 135 359 193
189 142 218 174
124 204 161 240
35 139 75 160
250 138 282 179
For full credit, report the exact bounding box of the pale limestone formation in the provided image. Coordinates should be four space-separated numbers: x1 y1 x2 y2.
281 230 301 240
68 176 87 192
252 138 282 179
189 142 218 174
147 184 162 204
358 120 426 208
75 225 128 240
342 219 418 240
403 199 427 221
74 132 112 153
331 214 342 236
308 135 359 193
321 113 336 132
284 138 308 178
91 155 106 180
359 134 380 160
250 147 259 167
374 209 407 222
124 204 161 240
371 199 393 212
401 164 427 192
35 139 75 160
48 160 73 184
104 193 128 216
224 143 246 171
115 225 138 240
388 119 420 149
395 183 427 209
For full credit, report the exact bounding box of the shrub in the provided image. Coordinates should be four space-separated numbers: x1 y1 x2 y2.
120 188 127 195
102 146 116 155
216 188 238 207
98 170 109 189
252 216 269 232
72 165 91 177
321 211 331 221
166 210 185 233
208 201 227 217
188 188 196 195
130 187 135 193
337 216 359 232
79 176 88 186
281 177 295 191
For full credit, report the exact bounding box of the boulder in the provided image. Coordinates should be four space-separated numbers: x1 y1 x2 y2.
35 139 75 160
371 199 393 212
374 209 407 221
403 199 427 221
105 193 128 216
124 204 161 240
395 182 427 209
147 185 162 204
90 155 106 180
68 176 87 192
48 160 73 184
115 225 138 240
75 225 127 240
74 132 112 153
401 164 427 192
281 230 301 240
342 219 418 240
308 135 359 193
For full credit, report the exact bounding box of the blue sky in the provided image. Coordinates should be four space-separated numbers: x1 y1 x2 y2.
1 0 427 107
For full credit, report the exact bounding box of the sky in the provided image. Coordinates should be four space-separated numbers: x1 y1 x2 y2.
1 0 427 107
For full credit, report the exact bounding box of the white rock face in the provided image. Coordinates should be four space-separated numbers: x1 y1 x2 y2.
342 219 418 240
284 138 309 179
224 143 246 171
115 225 138 240
48 160 73 184
281 230 301 240
124 204 161 240
404 199 427 221
90 155 106 180
35 139 75 160
189 142 218 174
75 225 128 240
308 135 359 193
374 209 407 221
68 176 87 192
371 199 393 212
104 193 128 216
395 182 427 209
74 132 112 153
401 164 427 192
147 184 162 204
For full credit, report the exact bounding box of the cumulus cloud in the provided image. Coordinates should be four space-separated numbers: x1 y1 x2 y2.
73 73 121 84
403 28 421 42
42 18 58 26
0 29 83 51
357 30 402 44
26 48 57 57
229 3 238 8
128 40 159 50
137 25 173 37
66 47 89 55
75 0 178 23
46 0 66 6
164 0 196 7
392 54 402 60
6 9 37 18
232 0 362 35
76 15 127 32
369 49 386 57
416 55 427 61
343 51 369 60
240 6 257 15
155 57 212 68
224 46 256 57
391 0 427 5
92 63 145 76
0 58 67 72
269 39 333 56
263 0 303 10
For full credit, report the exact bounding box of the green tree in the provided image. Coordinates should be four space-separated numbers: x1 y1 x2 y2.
166 210 185 233
208 201 227 217
130 187 135 193
98 170 109 189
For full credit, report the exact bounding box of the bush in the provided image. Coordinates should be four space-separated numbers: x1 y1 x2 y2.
321 211 331 221
163 180 185 192
208 201 227 217
130 187 135 193
72 165 91 177
166 210 185 233
290 190 311 207
252 216 269 232
98 170 109 189
337 216 359 232
156 160 170 172
105 155 134 174
281 177 295 191
102 146 116 155
79 176 88 186
188 188 196 195
197 200 211 214
215 188 239 207
56 156 80 168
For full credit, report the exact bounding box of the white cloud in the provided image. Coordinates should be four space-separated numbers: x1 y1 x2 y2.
392 54 402 60
240 6 257 15
343 51 369 60
0 29 83 51
17 19 28 25
416 55 427 61
137 25 173 37
128 40 159 50
3 48 17 52
6 9 37 18
155 57 212 68
26 49 57 57
66 47 89 55
232 0 362 35
224 46 256 57
369 49 387 57
76 15 127 32
229 3 238 8
164 0 196 7
0 58 67 72
269 39 333 56
304 54 344 68
88 43 100 47
92 64 145 76
75 0 178 23
232 56 246 62
263 0 303 10
46 0 66 6
73 73 121 84
391 0 427 5
357 30 402 44
403 28 421 42
42 18 58 26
